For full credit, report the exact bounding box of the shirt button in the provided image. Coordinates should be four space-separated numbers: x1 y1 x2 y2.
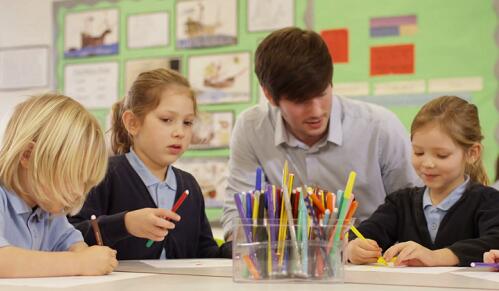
432 224 437 230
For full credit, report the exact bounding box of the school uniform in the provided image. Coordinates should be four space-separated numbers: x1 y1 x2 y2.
69 153 231 260
0 185 82 251
356 181 499 266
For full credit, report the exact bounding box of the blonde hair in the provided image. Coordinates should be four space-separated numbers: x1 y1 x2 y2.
0 93 107 215
111 68 196 155
411 96 489 185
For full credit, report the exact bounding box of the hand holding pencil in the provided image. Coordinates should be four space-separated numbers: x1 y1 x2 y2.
124 208 180 242
346 226 382 265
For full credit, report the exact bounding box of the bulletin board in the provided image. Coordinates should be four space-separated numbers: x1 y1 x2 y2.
54 0 499 207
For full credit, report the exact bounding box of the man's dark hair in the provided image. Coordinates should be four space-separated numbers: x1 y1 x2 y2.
255 27 333 104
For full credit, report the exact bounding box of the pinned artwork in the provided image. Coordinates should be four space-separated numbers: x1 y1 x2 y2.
64 9 119 58
188 52 251 104
176 0 237 49
190 111 234 149
174 158 229 208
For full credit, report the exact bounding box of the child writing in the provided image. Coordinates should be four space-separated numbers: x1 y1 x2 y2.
0 94 117 277
347 95 499 267
70 68 231 259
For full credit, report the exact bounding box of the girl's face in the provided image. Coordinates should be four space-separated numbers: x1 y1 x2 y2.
411 123 468 197
131 87 195 179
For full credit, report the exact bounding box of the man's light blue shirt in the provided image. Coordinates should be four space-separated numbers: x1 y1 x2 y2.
0 185 83 251
222 95 420 237
422 176 469 243
126 148 177 259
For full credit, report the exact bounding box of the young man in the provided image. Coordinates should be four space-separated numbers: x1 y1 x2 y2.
221 27 420 239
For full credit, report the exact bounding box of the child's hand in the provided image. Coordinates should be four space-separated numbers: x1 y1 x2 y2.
484 250 499 263
124 208 180 241
384 241 458 267
75 245 118 275
384 241 430 266
347 238 382 264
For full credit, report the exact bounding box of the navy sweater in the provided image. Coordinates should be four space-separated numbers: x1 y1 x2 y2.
69 155 231 260
356 183 499 266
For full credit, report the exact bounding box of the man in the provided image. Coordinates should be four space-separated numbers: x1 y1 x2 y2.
221 27 420 239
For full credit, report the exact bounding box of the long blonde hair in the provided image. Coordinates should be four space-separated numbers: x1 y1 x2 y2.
0 93 107 215
111 68 196 155
411 96 489 185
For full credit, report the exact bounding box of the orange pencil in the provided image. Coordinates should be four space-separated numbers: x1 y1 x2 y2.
310 193 326 215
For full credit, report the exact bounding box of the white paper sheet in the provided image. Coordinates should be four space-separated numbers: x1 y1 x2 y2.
334 82 369 97
374 80 426 95
428 76 483 93
0 272 151 288
452 271 499 283
345 264 462 274
127 12 169 49
140 259 232 269
0 46 49 90
64 62 118 108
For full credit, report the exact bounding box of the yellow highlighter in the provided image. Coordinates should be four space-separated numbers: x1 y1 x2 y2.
350 225 389 266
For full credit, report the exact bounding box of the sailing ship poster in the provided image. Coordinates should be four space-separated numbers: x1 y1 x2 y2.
188 52 250 104
176 0 237 49
64 9 119 58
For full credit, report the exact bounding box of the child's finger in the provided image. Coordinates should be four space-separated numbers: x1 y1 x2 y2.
153 208 181 221
154 216 176 229
365 239 381 250
356 247 382 260
384 242 406 261
395 244 417 266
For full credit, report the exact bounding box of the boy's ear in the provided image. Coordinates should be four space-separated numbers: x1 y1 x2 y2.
262 86 277 106
466 143 482 164
122 110 141 136
20 142 35 169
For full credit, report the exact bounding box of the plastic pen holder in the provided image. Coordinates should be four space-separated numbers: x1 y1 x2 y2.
232 218 354 283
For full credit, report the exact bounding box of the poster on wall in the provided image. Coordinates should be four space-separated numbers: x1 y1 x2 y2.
190 111 234 149
125 57 181 95
0 46 49 90
188 52 251 104
64 62 118 108
127 12 169 49
247 0 294 32
174 158 229 208
64 9 119 58
176 0 237 49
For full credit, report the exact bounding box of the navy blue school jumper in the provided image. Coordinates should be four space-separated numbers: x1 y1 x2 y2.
69 155 231 260
355 183 499 266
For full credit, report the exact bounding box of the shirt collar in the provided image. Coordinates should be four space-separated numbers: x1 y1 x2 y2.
273 95 343 147
3 186 48 220
423 176 470 211
4 187 32 215
126 148 176 190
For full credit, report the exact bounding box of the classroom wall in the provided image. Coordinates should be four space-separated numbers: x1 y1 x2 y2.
1 0 498 179
0 0 58 138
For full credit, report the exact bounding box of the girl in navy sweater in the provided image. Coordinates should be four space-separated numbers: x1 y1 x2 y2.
347 96 499 267
70 68 231 259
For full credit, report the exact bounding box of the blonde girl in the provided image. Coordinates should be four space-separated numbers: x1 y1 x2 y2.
0 93 117 277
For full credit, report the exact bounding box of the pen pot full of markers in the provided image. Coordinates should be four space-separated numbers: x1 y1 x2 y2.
232 217 355 283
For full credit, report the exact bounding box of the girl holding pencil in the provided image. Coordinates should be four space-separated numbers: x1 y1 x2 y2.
347 96 499 267
70 68 231 259
0 94 117 277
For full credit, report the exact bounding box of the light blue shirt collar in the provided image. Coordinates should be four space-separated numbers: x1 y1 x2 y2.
125 148 176 190
423 176 470 211
5 188 48 220
273 95 343 148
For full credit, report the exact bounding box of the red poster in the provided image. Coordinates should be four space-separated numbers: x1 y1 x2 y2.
320 29 349 63
370 44 414 76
